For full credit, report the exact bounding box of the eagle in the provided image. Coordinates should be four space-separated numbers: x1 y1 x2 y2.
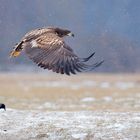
10 27 104 75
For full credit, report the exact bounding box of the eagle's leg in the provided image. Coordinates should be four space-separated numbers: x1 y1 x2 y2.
10 41 23 57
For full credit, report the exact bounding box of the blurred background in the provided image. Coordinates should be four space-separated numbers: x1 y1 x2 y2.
0 2 140 139
0 0 140 73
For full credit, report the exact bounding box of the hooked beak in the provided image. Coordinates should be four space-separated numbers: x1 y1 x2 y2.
67 32 74 37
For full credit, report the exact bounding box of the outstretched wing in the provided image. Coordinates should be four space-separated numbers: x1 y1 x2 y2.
24 33 103 75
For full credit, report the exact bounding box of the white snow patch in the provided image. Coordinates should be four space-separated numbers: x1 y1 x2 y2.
103 96 113 102
37 102 57 109
72 133 87 139
81 97 95 102
81 81 97 87
100 82 110 88
71 85 81 90
115 82 135 90
19 80 98 90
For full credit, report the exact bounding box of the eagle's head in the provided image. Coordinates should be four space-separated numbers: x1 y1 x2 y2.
47 27 74 37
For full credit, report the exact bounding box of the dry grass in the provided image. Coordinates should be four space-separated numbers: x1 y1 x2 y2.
0 73 140 111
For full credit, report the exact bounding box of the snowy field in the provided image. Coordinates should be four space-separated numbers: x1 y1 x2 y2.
0 110 140 140
0 73 140 140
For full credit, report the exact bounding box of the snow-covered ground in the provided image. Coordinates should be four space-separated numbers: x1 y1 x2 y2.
0 109 140 140
0 73 140 140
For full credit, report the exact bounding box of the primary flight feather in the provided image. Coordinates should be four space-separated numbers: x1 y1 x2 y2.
10 27 104 75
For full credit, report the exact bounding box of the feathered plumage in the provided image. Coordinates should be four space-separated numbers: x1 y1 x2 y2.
10 27 104 75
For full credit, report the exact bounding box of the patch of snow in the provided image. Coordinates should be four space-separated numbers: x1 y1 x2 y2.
115 82 135 90
81 97 95 102
72 133 87 139
71 85 81 90
103 96 113 102
81 81 97 87
100 82 110 88
37 102 57 109
19 80 98 90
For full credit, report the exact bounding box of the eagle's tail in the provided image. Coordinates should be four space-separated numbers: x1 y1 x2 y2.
10 41 23 57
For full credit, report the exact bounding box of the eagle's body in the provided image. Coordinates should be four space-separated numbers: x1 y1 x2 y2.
10 27 103 75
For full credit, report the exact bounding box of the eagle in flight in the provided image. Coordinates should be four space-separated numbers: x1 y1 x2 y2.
10 27 104 75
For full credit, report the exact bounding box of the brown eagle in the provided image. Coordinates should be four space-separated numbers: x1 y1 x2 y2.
10 27 104 75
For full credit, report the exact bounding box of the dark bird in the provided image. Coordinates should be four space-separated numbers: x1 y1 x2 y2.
0 104 6 111
10 27 104 75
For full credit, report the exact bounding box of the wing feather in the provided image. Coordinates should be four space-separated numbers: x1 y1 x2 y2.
24 33 103 75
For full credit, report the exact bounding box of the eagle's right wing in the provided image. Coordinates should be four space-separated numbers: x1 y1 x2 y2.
24 33 103 75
